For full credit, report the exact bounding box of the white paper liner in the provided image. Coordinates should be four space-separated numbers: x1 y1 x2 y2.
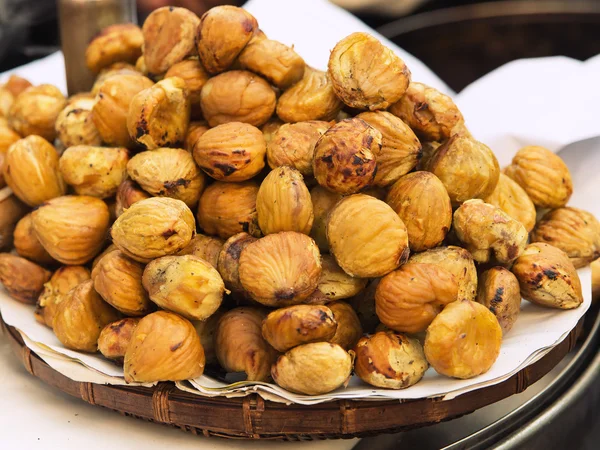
0 0 598 405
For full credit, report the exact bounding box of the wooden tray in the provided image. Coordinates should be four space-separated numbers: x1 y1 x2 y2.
0 315 583 441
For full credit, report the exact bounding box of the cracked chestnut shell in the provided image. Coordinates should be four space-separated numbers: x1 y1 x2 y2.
477 267 521 335
13 213 56 265
504 146 573 209
453 199 528 264
376 263 459 333
85 23 143 74
37 266 90 328
142 6 200 75
200 71 276 127
55 97 102 148
32 195 110 265
483 173 537 233
124 311 205 382
238 38 305 89
92 73 154 147
309 185 341 252
313 118 381 194
193 122 266 182
354 331 428 389
128 77 191 149
215 307 278 381
389 82 464 141
386 171 452 252
327 194 409 278
266 121 331 176
111 197 195 263
115 179 150 217
272 342 353 395
92 250 153 316
357 111 421 187
53 279 120 352
197 180 260 239
276 67 342 123
98 318 140 362
425 299 502 379
196 5 258 74
328 32 410 110
3 135 66 206
143 254 225 321
8 84 66 141
127 148 205 207
256 166 314 235
217 232 257 297
512 243 583 309
328 301 363 350
531 207 600 269
239 231 322 307
178 234 224 269
0 253 51 304
426 135 500 205
261 304 337 352
409 246 478 302
59 146 129 199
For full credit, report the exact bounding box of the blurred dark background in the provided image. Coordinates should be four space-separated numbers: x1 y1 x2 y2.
1 0 600 91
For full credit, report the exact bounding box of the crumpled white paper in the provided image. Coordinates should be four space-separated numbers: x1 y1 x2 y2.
0 0 598 405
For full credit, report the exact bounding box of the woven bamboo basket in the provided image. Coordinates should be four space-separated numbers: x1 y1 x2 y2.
0 313 584 441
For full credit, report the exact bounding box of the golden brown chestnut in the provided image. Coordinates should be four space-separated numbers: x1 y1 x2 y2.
177 234 224 269
0 87 13 118
238 38 305 89
327 194 409 278
142 6 200 75
453 200 528 264
127 148 205 207
531 207 600 269
357 111 421 187
328 32 410 110
0 191 28 250
0 253 51 304
127 77 191 149
261 305 337 352
165 59 210 119
91 250 153 316
3 75 32 97
314 255 367 302
426 135 500 205
53 280 120 352
192 310 224 365
313 118 381 194
309 185 341 252
185 121 210 152
271 342 353 395
59 146 129 198
376 263 458 333
389 82 463 141
424 299 502 379
0 123 20 154
328 301 362 350
215 307 277 381
354 331 428 389
124 311 205 382
197 180 260 239
55 97 102 148
512 243 583 309
266 121 331 176
3 135 66 206
276 67 342 123
409 246 478 302
477 267 521 334
92 73 154 147
91 63 141 95
239 232 322 307
111 197 195 263
85 23 143 74
261 118 284 146
200 71 276 127
386 171 452 251
503 145 573 209
217 232 257 296
8 84 66 141
13 213 55 265
483 173 537 233
37 265 90 328
193 122 266 181
115 179 150 217
143 255 225 320
256 166 314 235
98 318 140 362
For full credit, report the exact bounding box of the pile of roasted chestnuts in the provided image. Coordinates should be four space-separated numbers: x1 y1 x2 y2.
0 5 597 396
